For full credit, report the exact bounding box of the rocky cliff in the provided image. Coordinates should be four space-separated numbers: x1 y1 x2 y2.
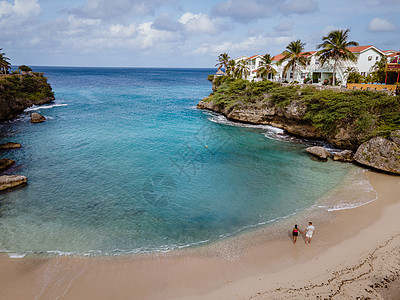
0 73 54 121
198 76 400 174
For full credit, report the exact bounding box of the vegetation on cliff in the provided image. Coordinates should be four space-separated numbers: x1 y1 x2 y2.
203 76 400 146
0 73 54 102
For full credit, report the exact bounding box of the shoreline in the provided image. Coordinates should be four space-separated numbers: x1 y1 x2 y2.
0 171 399 299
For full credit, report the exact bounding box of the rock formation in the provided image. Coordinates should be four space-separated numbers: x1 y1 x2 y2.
0 142 21 149
390 130 400 146
197 100 323 140
354 137 400 174
305 146 331 160
0 175 27 191
0 73 54 121
333 150 354 162
31 112 46 123
0 158 15 172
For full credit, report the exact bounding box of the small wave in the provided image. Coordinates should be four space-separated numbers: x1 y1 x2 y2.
325 197 378 211
314 169 378 212
219 211 298 239
8 253 26 259
205 111 293 142
24 104 68 112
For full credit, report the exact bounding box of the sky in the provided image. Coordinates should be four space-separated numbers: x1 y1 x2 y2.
0 0 399 67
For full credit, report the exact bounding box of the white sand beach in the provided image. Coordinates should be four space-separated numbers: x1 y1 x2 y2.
0 171 399 299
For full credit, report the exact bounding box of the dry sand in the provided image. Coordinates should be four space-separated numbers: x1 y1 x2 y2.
0 171 399 300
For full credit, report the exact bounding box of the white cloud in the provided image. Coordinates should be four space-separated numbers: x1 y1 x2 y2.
211 0 272 23
368 17 396 32
179 12 218 35
0 0 40 28
278 0 318 14
68 0 173 20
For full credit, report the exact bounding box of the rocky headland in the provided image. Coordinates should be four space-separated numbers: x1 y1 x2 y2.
0 72 54 192
198 76 400 174
0 72 54 121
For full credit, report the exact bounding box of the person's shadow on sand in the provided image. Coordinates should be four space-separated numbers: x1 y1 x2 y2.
288 229 306 243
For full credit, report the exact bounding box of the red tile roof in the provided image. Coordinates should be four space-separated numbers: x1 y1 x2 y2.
347 45 373 53
272 53 285 61
388 52 400 57
272 51 315 61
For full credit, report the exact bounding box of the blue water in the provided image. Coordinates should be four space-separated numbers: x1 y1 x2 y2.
0 67 355 256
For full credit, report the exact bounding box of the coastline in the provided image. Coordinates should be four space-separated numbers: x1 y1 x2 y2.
0 171 399 299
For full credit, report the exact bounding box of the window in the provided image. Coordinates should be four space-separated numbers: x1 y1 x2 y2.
361 72 366 76
315 60 319 64
301 73 305 79
368 56 372 61
290 73 293 79
376 56 379 60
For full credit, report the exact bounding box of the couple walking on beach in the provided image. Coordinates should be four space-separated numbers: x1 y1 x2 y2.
292 222 315 244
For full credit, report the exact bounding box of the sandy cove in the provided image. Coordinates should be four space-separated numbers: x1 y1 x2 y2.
0 171 399 300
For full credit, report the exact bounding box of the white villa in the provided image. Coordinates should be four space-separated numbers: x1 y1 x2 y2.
235 45 390 85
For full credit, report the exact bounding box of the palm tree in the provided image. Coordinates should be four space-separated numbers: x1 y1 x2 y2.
0 48 11 74
278 40 310 82
226 59 236 77
256 54 277 80
235 59 250 79
215 53 230 73
316 29 359 86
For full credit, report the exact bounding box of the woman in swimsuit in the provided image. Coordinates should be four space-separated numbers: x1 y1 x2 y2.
292 224 301 244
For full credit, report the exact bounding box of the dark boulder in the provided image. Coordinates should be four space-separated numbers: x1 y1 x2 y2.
333 150 354 162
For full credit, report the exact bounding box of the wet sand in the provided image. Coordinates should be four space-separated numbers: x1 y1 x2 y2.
0 171 399 299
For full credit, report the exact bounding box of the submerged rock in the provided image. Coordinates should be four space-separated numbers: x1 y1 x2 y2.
0 142 21 150
30 112 46 123
0 158 15 172
354 137 400 174
333 150 354 162
305 146 331 160
0 175 27 191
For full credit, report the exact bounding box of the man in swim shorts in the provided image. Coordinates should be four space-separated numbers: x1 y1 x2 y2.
305 222 315 244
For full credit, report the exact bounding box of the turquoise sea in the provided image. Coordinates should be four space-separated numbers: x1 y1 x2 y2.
0 67 370 256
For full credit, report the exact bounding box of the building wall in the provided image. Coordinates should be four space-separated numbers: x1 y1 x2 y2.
357 48 382 76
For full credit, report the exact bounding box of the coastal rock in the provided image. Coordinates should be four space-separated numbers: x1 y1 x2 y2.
390 130 400 146
354 137 400 174
0 158 15 172
333 150 354 162
0 142 22 150
305 146 331 160
0 175 27 191
30 112 46 123
282 101 308 120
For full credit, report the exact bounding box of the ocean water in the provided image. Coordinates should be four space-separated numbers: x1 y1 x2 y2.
0 67 370 256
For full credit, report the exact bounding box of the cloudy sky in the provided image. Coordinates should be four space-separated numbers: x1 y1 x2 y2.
1 0 399 67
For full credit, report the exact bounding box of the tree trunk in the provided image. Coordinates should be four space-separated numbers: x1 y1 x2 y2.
292 64 296 83
333 59 337 86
